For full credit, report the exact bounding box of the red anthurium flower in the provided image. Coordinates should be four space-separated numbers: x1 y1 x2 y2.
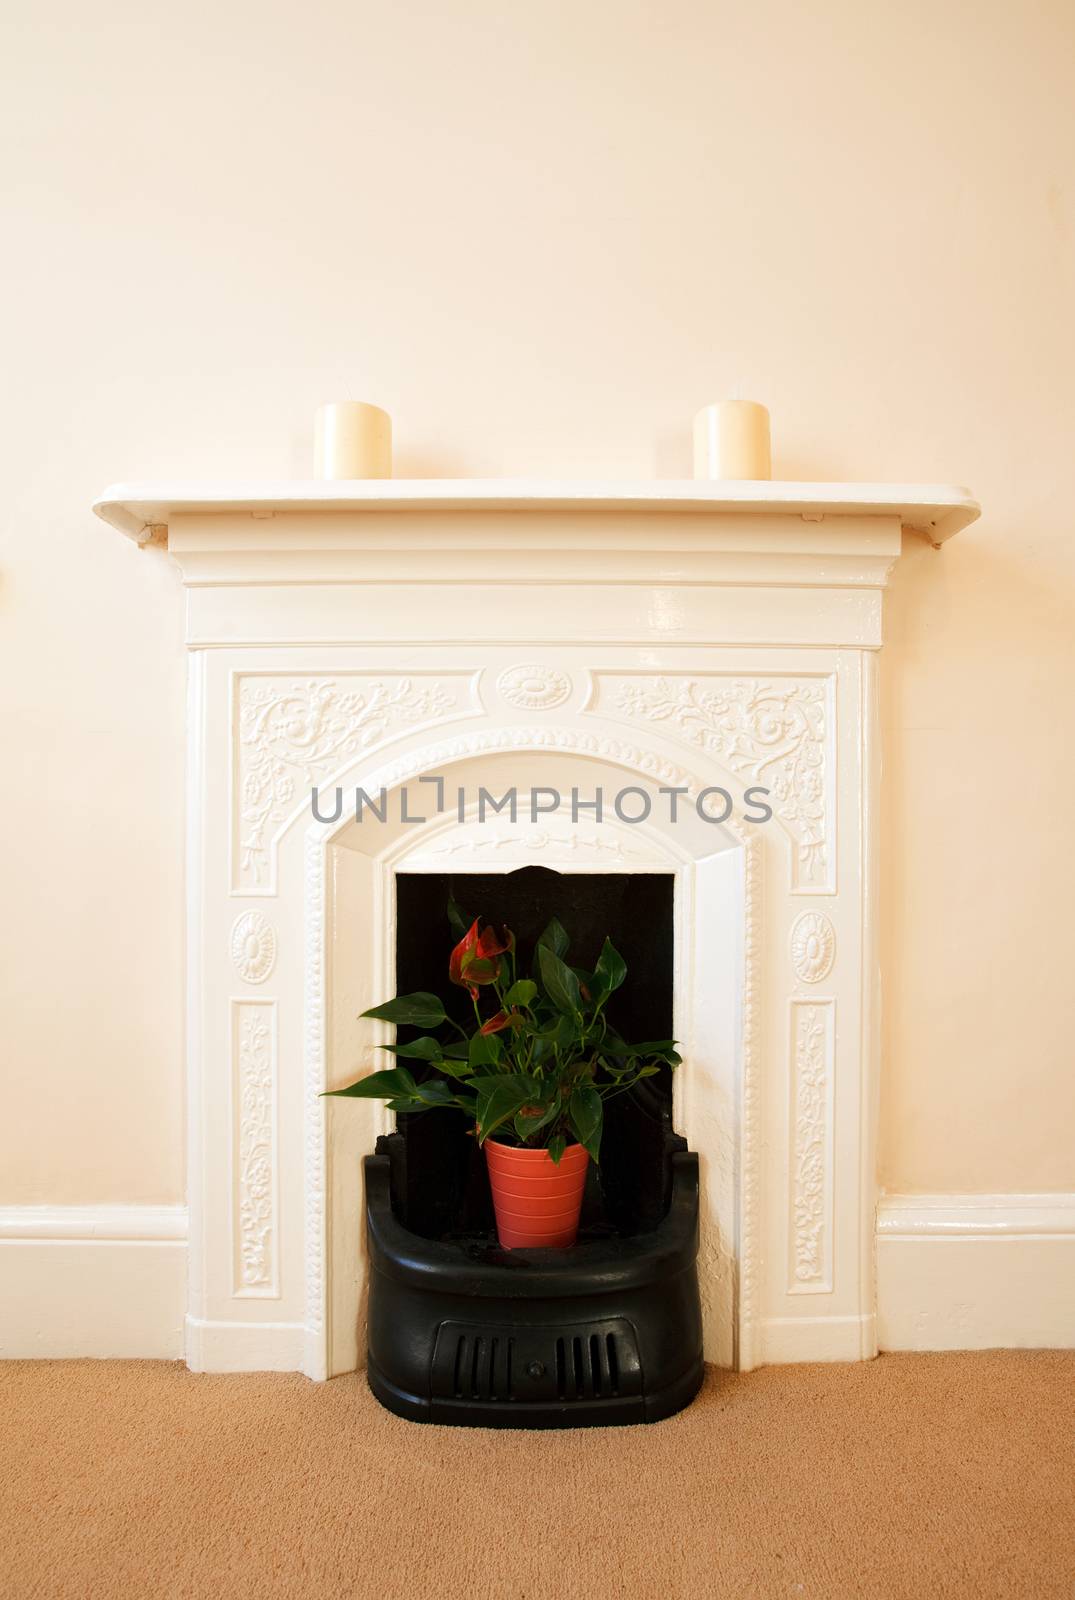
449 919 481 990
449 920 515 998
477 923 514 960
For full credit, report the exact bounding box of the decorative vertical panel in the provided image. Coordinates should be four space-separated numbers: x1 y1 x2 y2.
303 833 327 1375
788 999 835 1293
232 999 279 1297
737 833 764 1370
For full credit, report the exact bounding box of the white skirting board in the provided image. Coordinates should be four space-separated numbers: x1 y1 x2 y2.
877 1194 1075 1351
0 1206 187 1360
1 1198 1073 1363
184 1317 309 1374
758 1312 877 1364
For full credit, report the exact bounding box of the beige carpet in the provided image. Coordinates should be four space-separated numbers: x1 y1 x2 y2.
1 1353 1073 1600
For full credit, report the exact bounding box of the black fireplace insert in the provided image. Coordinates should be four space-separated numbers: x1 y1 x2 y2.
363 866 704 1427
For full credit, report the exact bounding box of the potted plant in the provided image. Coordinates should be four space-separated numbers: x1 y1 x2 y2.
326 913 680 1248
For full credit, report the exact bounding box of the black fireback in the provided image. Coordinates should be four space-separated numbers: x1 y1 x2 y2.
391 867 677 1241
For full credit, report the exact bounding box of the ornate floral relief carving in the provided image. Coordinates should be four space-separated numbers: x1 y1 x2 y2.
790 911 836 984
790 1001 832 1291
606 676 830 889
230 911 277 984
235 1003 276 1295
236 675 458 888
496 663 572 710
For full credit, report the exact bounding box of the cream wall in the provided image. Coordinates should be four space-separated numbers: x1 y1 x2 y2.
2 0 1073 1205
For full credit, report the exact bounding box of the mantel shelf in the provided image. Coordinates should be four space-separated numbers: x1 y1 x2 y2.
94 478 979 546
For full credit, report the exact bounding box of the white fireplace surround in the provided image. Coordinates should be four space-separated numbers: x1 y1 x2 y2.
88 477 982 1378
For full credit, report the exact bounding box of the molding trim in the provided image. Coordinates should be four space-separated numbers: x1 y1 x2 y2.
760 1312 877 1364
5 1198 1072 1362
877 1193 1075 1352
0 1204 187 1240
185 1316 307 1374
92 477 980 545
0 1205 186 1359
877 1193 1075 1238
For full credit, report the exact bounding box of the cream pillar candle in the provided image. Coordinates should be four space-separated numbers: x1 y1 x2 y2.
693 400 771 480
314 401 392 479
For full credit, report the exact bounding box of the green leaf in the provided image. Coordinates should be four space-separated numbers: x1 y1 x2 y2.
535 917 569 962
594 937 627 996
474 1077 539 1144
628 1039 681 1065
468 1031 501 1070
323 1067 420 1101
475 1072 541 1100
527 1012 578 1048
435 1056 475 1080
538 945 582 1016
513 1092 561 1144
360 992 446 1030
596 1054 631 1079
572 968 597 1005
446 897 473 937
463 1072 517 1093
411 1079 457 1107
568 1084 603 1162
599 1028 630 1060
546 1133 567 1166
380 1035 444 1061
504 978 538 1007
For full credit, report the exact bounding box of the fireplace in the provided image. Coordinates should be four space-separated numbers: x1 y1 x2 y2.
93 476 978 1379
327 743 746 1380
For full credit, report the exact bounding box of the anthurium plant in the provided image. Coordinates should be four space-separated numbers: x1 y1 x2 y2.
326 913 680 1164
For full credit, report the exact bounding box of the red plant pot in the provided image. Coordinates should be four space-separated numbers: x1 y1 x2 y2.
484 1139 590 1249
